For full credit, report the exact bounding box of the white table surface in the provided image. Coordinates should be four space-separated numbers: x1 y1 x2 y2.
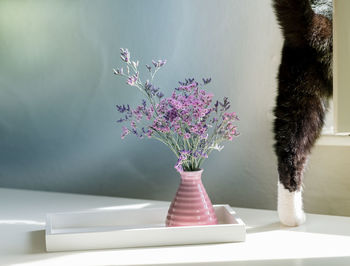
1 188 350 266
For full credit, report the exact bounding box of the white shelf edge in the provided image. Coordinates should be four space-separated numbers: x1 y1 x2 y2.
316 134 350 146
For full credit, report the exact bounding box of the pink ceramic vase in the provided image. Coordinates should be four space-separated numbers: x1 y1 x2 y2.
166 169 218 227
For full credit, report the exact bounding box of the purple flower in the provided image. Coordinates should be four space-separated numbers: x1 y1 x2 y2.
158 59 167 67
223 112 238 121
174 161 183 172
150 86 159 95
184 133 191 139
178 78 195 86
202 78 212 84
174 150 191 172
127 73 138 86
144 80 152 90
131 121 137 129
120 48 130 63
193 150 208 158
121 126 130 139
116 104 130 113
114 49 239 172
152 59 167 67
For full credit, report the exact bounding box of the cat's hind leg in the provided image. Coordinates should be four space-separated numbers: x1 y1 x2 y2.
277 152 308 226
278 181 306 226
274 106 315 227
274 98 325 226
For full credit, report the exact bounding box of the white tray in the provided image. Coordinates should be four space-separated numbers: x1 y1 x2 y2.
45 204 245 252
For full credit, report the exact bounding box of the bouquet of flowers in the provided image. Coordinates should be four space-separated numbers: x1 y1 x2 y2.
114 48 239 172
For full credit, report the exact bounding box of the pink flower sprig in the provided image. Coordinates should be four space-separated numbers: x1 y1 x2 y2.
114 49 239 172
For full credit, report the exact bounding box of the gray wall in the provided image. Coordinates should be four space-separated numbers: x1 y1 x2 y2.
1 0 349 216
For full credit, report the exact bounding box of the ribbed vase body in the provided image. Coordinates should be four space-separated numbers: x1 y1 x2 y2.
166 170 218 227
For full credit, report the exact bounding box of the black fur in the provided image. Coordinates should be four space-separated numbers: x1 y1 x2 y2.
273 0 333 192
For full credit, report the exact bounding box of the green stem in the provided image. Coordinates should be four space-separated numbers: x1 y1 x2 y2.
151 128 179 156
152 136 178 157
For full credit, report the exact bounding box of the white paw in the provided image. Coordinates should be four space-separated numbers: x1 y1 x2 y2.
278 181 306 226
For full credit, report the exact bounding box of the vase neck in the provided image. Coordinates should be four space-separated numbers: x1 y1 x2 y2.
180 170 203 181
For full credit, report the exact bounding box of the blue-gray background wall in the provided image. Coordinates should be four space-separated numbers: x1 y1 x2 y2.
1 0 350 216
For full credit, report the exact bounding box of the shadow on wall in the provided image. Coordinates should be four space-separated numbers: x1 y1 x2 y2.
0 0 295 213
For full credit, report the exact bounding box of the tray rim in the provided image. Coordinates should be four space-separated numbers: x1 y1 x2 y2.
45 204 246 252
46 204 245 236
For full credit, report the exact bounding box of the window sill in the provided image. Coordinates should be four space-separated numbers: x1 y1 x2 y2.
316 134 350 146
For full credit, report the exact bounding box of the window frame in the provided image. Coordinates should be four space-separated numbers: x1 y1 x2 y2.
333 0 350 134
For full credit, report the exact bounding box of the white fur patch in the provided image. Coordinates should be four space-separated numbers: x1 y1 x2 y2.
311 0 333 20
278 181 306 226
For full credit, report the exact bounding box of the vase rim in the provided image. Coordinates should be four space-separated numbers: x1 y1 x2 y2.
179 169 203 179
180 169 203 173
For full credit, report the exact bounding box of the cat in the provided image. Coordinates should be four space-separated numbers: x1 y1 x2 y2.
272 0 333 226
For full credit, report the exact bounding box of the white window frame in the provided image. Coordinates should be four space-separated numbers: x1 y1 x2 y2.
333 0 350 135
318 0 350 146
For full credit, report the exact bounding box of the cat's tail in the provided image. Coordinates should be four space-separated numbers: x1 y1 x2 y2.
272 0 315 47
